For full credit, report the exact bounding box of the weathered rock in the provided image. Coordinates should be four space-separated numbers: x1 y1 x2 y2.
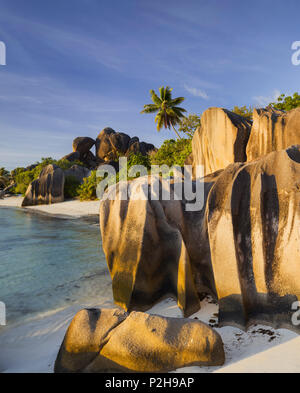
100 146 300 332
100 175 218 317
95 128 118 161
126 141 156 156
61 151 81 163
246 107 300 161
54 308 225 373
72 137 95 154
192 107 252 176
22 164 65 206
96 127 156 161
64 165 90 184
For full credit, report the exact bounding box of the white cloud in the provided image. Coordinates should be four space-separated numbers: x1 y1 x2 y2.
183 84 209 99
253 89 281 107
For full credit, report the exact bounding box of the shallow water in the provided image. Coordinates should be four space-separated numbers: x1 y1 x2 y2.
0 207 110 327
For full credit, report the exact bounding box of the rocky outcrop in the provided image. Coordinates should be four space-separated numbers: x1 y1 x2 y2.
61 151 81 163
246 107 300 161
96 128 156 161
22 164 65 206
54 308 225 373
72 137 95 154
100 146 300 332
192 107 252 177
64 165 90 184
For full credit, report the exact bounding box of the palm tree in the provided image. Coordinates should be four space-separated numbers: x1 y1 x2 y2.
141 86 186 139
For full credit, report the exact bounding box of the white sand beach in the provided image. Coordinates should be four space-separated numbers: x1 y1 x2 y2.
1 295 300 373
0 196 100 219
0 198 300 373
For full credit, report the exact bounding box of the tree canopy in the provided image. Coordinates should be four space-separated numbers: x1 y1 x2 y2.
141 86 186 139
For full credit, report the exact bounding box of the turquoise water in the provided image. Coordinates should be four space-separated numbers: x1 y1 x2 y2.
0 207 110 326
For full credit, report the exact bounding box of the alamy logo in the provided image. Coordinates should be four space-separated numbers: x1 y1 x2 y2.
96 158 205 212
291 301 300 326
291 41 300 66
0 301 6 326
0 41 6 65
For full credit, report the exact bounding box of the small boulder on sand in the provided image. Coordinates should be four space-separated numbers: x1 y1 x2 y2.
54 308 225 373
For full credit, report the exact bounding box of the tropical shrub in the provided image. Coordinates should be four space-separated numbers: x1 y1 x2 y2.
178 113 201 137
270 93 300 111
78 170 98 201
150 138 192 168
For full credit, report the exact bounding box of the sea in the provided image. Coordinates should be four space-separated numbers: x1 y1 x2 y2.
0 207 111 327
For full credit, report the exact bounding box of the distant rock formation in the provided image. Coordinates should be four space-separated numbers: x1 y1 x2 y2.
72 137 95 154
96 127 155 161
100 146 300 332
192 107 252 176
54 308 224 373
61 130 155 169
22 164 65 207
246 107 300 161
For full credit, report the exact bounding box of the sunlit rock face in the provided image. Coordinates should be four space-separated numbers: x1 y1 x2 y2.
100 146 300 332
192 107 252 177
246 107 300 162
54 308 225 373
22 164 65 207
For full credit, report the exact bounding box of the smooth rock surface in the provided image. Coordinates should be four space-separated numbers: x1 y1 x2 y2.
54 308 225 373
100 146 300 332
246 107 300 161
192 107 252 176
22 164 65 206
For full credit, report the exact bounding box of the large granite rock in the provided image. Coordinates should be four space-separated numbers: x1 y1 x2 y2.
72 137 95 154
64 165 90 184
96 127 156 161
22 164 65 206
100 146 300 332
246 107 300 161
192 107 252 176
54 308 225 373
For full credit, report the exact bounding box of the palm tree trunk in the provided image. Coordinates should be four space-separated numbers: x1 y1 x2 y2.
171 124 182 139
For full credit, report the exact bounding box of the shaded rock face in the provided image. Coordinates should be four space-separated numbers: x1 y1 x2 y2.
72 137 95 155
62 151 81 163
100 146 300 332
96 127 155 161
246 107 300 161
192 107 252 176
22 164 65 207
54 308 225 373
64 165 90 184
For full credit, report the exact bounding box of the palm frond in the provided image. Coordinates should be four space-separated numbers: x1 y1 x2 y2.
141 104 160 114
159 86 165 100
149 90 162 106
155 112 164 131
170 97 185 106
164 86 173 101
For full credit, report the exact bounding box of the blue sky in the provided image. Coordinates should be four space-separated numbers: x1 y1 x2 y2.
0 0 300 169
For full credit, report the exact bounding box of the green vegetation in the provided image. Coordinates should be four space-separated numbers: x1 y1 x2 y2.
232 105 253 120
0 167 11 190
64 175 81 199
78 170 98 201
141 86 186 139
11 157 84 196
150 138 192 168
178 114 201 138
270 93 300 111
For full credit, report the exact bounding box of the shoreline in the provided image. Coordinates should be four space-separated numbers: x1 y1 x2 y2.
0 196 100 222
1 196 300 373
